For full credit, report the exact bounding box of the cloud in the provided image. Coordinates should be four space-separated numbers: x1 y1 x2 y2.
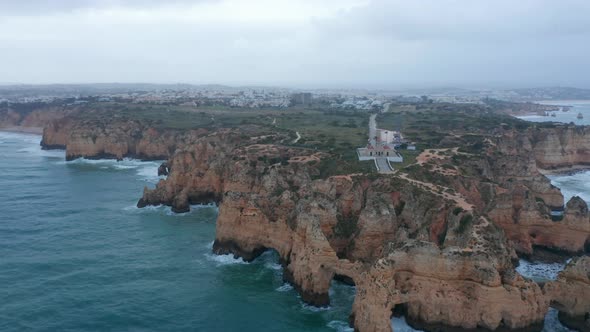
0 0 218 15
0 0 588 88
316 0 590 41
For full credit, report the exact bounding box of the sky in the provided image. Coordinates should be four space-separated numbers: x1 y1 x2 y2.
0 0 589 89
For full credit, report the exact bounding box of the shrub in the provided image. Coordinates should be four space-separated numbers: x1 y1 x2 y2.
394 201 406 216
456 214 473 234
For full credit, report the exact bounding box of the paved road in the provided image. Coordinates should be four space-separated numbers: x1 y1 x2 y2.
375 157 393 173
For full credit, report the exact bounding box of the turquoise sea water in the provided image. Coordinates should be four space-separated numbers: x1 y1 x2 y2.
0 132 576 332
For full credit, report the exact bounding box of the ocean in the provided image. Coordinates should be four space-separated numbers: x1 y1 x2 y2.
516 100 590 126
515 100 590 204
0 131 578 332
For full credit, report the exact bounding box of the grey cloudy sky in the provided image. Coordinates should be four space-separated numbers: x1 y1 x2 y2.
1 0 589 88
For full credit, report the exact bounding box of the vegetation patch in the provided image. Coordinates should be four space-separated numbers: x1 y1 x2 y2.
456 214 473 234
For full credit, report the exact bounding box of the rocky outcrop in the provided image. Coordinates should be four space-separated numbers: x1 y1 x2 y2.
397 129 590 257
29 105 583 332
544 256 590 332
41 117 210 161
489 131 590 256
0 105 71 129
138 132 562 332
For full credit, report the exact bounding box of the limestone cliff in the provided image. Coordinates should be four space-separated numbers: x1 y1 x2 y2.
544 257 590 332
0 105 72 131
138 132 567 332
41 116 210 161
29 109 590 331
532 125 590 170
486 130 590 256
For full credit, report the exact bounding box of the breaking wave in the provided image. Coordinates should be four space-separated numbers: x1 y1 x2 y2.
549 170 590 204
275 283 293 292
301 302 331 312
543 308 576 332
123 203 216 216
391 316 422 332
0 131 65 158
66 158 165 183
327 320 354 332
204 253 248 266
516 259 569 282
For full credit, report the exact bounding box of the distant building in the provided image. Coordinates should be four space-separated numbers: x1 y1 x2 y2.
291 93 312 107
357 144 403 163
376 129 404 145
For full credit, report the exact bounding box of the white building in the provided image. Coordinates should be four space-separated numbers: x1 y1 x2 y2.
376 129 404 145
357 144 403 163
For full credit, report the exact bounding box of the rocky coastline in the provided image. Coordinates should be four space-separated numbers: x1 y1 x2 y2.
9 106 589 332
134 125 588 331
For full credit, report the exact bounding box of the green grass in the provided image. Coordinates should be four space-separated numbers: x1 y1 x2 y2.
390 150 420 170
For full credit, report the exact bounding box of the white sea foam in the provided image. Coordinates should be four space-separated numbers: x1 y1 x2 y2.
516 259 569 281
549 170 590 204
301 302 331 312
264 262 282 271
204 253 248 266
0 131 41 144
123 204 215 216
275 283 293 292
327 320 354 332
17 145 65 158
65 158 165 183
391 316 422 332
136 164 165 182
543 308 576 332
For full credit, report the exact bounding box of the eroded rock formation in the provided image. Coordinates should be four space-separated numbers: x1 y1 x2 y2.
532 125 590 170
137 129 588 331
28 108 590 331
41 116 211 161
544 256 590 332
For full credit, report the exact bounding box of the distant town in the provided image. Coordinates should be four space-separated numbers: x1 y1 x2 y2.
1 84 589 111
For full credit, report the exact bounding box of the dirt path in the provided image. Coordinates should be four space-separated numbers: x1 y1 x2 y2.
397 173 473 211
293 131 301 144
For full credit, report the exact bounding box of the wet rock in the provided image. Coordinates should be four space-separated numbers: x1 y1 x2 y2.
157 162 169 176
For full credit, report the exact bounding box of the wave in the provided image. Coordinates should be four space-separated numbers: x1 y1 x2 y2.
123 203 216 216
301 302 331 312
0 131 41 144
391 316 422 332
17 146 65 158
65 158 165 183
264 262 282 271
543 308 576 332
515 259 569 281
549 170 590 204
327 320 354 332
275 283 294 292
204 253 248 266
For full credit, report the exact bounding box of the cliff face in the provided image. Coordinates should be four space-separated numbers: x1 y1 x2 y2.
544 257 590 331
41 117 209 161
35 112 590 331
532 125 590 170
0 106 72 130
138 131 566 332
484 131 590 256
